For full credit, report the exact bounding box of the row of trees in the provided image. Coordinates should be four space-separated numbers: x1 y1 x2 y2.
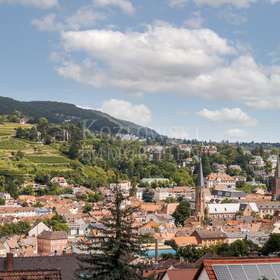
0 175 23 198
15 117 83 146
0 221 30 237
167 234 280 264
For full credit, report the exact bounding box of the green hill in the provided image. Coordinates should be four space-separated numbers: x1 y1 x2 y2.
0 96 160 138
0 122 73 177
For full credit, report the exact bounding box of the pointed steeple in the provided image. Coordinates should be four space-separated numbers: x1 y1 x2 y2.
198 157 205 188
195 157 206 224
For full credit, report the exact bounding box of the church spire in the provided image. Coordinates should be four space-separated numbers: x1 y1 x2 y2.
198 157 205 188
195 157 205 224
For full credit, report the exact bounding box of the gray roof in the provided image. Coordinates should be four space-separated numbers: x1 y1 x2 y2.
0 255 79 280
192 230 226 240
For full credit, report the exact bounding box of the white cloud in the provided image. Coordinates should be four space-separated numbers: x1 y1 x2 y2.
58 23 234 88
225 128 247 139
94 0 135 15
0 0 58 9
197 107 257 126
55 23 280 109
100 99 152 125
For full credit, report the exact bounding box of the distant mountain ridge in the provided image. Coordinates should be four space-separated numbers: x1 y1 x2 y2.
0 96 160 138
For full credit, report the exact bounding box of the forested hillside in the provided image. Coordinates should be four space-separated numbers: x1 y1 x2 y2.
0 96 160 138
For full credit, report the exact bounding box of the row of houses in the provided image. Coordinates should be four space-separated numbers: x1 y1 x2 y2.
207 201 280 219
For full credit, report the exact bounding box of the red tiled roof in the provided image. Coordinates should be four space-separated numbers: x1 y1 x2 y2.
37 231 67 240
207 173 234 181
173 236 198 247
162 269 198 280
0 269 61 279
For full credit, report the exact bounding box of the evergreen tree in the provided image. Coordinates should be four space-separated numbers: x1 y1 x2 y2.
201 155 212 176
262 234 280 255
77 187 145 280
172 199 191 226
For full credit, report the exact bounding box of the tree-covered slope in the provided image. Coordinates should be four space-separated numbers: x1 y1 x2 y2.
0 96 160 138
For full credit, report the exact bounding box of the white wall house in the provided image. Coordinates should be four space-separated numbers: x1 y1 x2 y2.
206 173 236 190
28 222 51 237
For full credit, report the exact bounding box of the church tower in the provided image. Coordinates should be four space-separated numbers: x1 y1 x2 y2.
272 156 280 200
195 158 205 224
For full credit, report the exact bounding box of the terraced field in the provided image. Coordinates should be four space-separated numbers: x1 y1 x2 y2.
0 122 32 138
0 122 73 177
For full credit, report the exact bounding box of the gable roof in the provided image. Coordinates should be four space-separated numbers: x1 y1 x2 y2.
161 268 198 280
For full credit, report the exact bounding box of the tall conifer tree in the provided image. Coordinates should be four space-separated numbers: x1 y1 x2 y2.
77 186 145 280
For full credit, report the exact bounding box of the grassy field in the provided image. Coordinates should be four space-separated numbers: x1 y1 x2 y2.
26 155 70 164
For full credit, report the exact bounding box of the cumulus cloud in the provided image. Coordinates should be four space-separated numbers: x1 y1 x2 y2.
55 23 280 109
197 107 257 126
100 99 152 125
58 23 234 89
0 0 58 9
94 0 135 15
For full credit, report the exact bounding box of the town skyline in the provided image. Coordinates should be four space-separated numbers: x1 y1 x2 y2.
1 0 280 142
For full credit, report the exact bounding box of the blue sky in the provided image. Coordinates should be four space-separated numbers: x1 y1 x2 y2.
1 0 280 142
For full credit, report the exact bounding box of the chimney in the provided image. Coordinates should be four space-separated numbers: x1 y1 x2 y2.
5 253 14 271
